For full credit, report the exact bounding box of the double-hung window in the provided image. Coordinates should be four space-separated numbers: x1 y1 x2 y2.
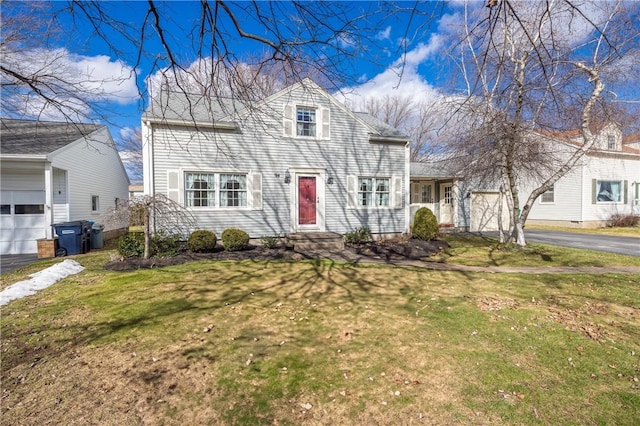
421 184 432 203
91 195 99 212
219 174 247 207
596 180 622 203
358 177 390 207
296 107 316 137
185 172 248 208
185 172 216 207
541 185 555 203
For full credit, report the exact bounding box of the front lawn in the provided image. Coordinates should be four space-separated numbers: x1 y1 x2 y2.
1 252 639 425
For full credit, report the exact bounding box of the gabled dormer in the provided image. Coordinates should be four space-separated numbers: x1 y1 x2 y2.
594 122 622 151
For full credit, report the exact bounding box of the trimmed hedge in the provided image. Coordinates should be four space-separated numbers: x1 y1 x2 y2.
116 231 181 258
221 228 250 251
187 230 217 252
412 207 439 240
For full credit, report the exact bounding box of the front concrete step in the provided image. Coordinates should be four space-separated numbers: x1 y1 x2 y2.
286 232 344 251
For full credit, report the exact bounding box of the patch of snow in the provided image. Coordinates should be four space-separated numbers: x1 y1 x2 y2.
0 260 84 306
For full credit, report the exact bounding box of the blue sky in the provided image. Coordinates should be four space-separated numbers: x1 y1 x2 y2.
8 1 455 133
3 0 639 179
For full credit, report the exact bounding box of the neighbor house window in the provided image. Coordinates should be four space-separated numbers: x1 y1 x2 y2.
421 184 432 203
219 174 247 207
358 177 390 206
596 180 622 203
607 135 616 150
541 185 555 203
185 172 216 207
91 195 99 212
296 107 316 137
443 185 453 204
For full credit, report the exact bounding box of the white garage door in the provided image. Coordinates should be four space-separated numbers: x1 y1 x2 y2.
0 190 47 255
470 192 510 233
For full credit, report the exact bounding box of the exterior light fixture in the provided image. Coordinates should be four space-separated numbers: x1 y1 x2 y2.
284 170 291 184
327 172 334 185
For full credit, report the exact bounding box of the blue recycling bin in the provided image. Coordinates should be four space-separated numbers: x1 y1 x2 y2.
53 221 90 255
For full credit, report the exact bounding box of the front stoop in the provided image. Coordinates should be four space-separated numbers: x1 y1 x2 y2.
286 232 344 251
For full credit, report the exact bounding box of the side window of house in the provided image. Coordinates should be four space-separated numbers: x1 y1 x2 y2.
358 177 390 207
185 172 215 207
541 185 555 203
219 174 247 207
443 185 452 204
296 107 316 137
184 172 251 208
595 180 622 203
421 184 432 203
91 195 99 212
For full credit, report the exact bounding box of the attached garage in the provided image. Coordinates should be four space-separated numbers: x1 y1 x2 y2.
470 191 510 232
1 118 131 256
0 190 47 254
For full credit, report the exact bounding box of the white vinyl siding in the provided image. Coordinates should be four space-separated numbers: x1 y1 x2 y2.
150 82 406 236
47 127 129 233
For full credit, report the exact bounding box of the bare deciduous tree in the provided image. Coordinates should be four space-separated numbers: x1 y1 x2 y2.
108 195 196 259
443 0 639 246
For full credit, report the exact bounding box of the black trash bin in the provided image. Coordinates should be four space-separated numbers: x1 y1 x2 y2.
91 223 105 249
53 221 90 256
82 221 92 253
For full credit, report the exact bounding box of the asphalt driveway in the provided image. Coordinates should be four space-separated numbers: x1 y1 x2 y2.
0 254 40 275
524 229 639 257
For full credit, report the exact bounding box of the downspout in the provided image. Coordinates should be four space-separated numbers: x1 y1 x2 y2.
44 162 54 238
404 140 410 234
142 121 155 196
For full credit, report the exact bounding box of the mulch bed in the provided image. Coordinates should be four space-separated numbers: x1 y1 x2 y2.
104 238 450 272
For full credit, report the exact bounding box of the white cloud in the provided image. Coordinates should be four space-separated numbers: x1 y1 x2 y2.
336 34 443 107
376 26 391 40
1 47 138 119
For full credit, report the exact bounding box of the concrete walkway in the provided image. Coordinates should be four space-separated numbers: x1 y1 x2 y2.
298 249 640 274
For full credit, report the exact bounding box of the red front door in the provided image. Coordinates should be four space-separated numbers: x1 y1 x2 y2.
298 176 317 225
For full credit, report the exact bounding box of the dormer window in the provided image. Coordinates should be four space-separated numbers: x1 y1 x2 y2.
607 134 616 150
296 107 316 137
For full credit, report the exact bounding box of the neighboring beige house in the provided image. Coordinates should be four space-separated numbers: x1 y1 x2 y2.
409 160 463 228
0 119 130 254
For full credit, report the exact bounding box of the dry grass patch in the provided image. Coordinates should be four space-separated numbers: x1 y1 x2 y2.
2 256 640 425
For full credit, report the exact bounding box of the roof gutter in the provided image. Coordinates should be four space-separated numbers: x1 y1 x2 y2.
143 117 238 130
0 154 48 162
368 135 410 144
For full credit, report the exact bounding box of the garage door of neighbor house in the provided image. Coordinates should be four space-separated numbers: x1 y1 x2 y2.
0 190 47 255
470 192 509 233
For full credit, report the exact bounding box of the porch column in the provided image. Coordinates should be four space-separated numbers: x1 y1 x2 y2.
44 162 54 238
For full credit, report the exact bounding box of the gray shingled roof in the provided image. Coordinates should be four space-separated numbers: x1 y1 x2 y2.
145 89 409 140
143 91 244 123
354 112 410 139
410 160 462 178
1 118 103 155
